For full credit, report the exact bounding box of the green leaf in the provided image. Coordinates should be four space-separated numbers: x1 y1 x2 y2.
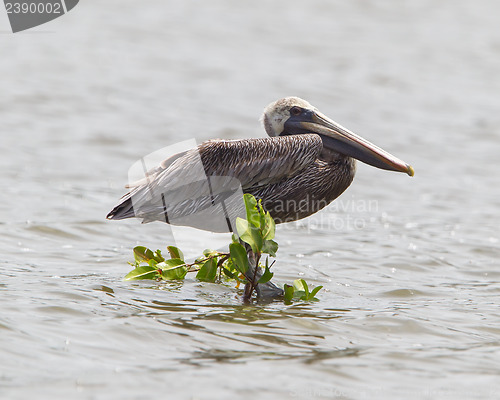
292 279 306 299
196 258 218 282
155 251 164 262
159 258 188 280
221 258 237 279
167 246 184 261
236 217 263 253
133 246 157 263
309 285 323 300
261 239 278 257
203 248 218 257
161 266 188 280
229 242 249 274
243 194 260 227
293 279 306 291
283 284 294 303
221 266 237 279
163 258 185 267
147 259 158 267
235 218 249 237
258 262 274 284
302 279 310 298
262 211 275 240
292 279 322 301
124 265 158 281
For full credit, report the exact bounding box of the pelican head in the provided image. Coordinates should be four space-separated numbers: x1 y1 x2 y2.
262 97 414 176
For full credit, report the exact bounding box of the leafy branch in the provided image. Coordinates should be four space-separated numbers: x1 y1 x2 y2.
124 194 322 303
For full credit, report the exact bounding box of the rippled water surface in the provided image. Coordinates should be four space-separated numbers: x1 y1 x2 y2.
1 1 500 399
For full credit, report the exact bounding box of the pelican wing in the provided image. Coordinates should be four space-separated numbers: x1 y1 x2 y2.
107 134 323 226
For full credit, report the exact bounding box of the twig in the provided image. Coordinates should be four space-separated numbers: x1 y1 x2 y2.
250 253 261 296
183 252 229 272
243 249 262 302
216 254 229 282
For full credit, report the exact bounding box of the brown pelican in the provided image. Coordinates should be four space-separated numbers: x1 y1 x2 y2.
107 97 413 297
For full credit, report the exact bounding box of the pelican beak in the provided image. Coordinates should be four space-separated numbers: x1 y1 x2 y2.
291 110 414 176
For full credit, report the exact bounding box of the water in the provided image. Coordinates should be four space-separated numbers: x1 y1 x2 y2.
1 1 499 399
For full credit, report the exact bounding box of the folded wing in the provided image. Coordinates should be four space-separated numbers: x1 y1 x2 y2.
106 134 323 232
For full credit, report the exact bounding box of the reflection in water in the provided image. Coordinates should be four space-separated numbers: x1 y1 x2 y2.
186 346 361 366
145 299 358 365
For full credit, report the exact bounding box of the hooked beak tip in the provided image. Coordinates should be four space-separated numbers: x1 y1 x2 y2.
406 164 415 177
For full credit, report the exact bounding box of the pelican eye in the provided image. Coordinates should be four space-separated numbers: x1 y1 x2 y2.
290 106 302 116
